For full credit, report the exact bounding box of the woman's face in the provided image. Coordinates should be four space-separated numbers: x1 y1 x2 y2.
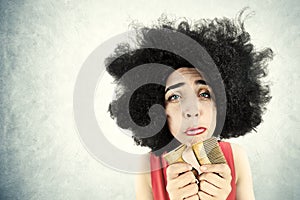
165 67 216 145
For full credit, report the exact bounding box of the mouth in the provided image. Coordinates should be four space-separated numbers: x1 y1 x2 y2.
184 127 207 136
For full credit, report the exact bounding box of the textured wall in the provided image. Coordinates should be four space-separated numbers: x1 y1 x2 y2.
0 0 299 199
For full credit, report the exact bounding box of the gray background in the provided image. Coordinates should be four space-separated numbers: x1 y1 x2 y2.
1 0 300 199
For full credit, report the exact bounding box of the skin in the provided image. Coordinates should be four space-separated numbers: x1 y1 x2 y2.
136 68 255 200
164 68 216 146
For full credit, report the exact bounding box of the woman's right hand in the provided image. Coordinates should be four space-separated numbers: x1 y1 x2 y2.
166 163 199 200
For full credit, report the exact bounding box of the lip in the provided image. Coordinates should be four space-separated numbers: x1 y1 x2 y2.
185 127 207 136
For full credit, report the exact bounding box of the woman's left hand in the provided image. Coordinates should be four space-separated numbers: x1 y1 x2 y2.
197 164 232 200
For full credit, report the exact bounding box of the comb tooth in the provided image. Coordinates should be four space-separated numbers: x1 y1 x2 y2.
203 137 218 152
207 146 227 164
192 137 227 165
163 144 186 164
204 137 226 164
164 137 227 166
192 141 211 165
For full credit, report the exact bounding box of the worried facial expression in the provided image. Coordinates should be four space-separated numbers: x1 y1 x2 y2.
165 68 217 145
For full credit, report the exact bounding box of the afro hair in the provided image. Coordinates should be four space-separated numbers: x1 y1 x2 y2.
105 10 273 155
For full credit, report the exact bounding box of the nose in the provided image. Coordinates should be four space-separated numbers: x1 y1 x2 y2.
184 110 199 118
181 93 200 119
182 99 200 119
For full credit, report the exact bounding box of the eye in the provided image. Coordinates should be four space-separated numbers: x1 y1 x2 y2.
199 90 211 99
167 94 181 102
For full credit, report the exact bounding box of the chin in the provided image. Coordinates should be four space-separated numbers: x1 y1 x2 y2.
176 135 204 146
190 134 213 145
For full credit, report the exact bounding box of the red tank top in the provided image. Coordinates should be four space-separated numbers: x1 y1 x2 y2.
150 141 236 200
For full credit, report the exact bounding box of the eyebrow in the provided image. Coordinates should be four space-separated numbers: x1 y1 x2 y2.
165 80 207 94
196 80 207 86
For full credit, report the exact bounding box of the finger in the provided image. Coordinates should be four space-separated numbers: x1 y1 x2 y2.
167 163 192 180
199 180 219 196
200 164 231 179
198 172 224 188
172 171 197 188
198 191 213 200
184 193 199 200
179 183 199 199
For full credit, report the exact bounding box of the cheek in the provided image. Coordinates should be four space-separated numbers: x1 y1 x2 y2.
207 104 217 128
165 105 181 120
165 105 182 134
199 102 217 128
202 102 216 115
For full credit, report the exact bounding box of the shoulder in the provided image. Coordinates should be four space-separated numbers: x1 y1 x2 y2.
136 153 152 187
229 142 255 199
230 143 248 160
229 143 248 182
230 143 249 167
135 153 153 200
135 172 152 189
135 172 153 200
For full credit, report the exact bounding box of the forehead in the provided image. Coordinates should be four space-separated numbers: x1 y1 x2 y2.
166 68 203 86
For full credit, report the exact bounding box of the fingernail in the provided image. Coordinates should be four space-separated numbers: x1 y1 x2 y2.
196 167 202 174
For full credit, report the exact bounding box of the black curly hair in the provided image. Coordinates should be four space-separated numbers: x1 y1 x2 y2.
105 11 273 155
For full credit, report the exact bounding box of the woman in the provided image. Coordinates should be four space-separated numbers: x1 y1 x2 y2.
106 11 273 200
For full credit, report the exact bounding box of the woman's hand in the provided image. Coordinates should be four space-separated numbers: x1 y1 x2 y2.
166 163 199 200
198 164 232 200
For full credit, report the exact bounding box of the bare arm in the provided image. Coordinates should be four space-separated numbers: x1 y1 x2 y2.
231 143 255 200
